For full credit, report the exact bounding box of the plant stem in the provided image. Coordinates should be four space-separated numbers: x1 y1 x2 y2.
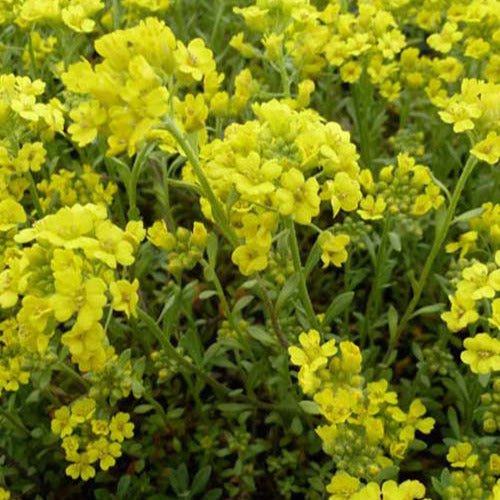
163 117 239 247
138 308 231 397
54 362 90 390
384 155 478 363
128 144 154 220
257 276 288 347
364 217 391 338
352 81 371 168
138 308 296 412
285 217 319 330
26 171 43 218
278 48 291 98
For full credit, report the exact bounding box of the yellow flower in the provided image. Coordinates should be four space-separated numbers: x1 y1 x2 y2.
358 195 386 220
447 443 478 468
445 231 478 259
288 329 337 371
175 38 215 83
274 168 320 224
318 232 350 268
87 438 122 471
339 341 361 373
439 97 481 133
110 279 139 318
68 101 107 147
441 290 479 332
324 172 362 217
65 451 99 481
471 132 500 165
340 61 362 83
458 262 500 300
51 406 74 437
461 333 500 374
175 93 209 133
0 199 26 231
147 220 176 251
427 22 462 53
231 241 269 276
15 142 46 172
326 471 360 500
109 412 134 442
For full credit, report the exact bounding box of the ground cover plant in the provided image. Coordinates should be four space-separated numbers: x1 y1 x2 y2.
0 0 499 498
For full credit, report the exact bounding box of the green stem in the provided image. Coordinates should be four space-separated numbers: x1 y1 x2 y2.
103 157 126 227
163 118 239 247
278 48 291 98
138 308 231 398
111 0 121 29
26 171 43 218
27 28 37 80
364 217 391 335
54 362 90 390
384 155 478 363
138 308 294 412
257 276 288 347
352 81 371 168
128 144 154 220
285 217 319 330
210 0 225 46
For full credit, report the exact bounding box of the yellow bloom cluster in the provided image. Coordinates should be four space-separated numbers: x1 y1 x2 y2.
444 443 500 500
481 379 500 434
326 471 428 500
0 0 105 33
37 165 117 211
62 17 222 156
358 152 444 220
51 396 134 480
442 203 500 375
289 330 434 484
147 219 208 275
437 79 500 164
0 203 143 382
184 99 360 275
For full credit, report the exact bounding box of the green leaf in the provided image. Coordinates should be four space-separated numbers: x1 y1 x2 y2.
133 404 154 414
276 274 300 312
447 407 461 439
322 292 354 327
206 233 218 269
388 231 401 252
410 303 445 319
453 207 484 224
191 466 212 496
299 401 320 415
304 242 321 277
217 403 252 412
199 290 218 300
117 475 131 499
388 305 398 344
203 489 223 500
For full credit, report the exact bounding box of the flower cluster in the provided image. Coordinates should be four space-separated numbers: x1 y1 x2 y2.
0 203 143 380
147 219 208 275
289 329 434 489
358 152 444 220
437 79 500 164
37 165 117 212
185 99 360 275
442 203 500 376
51 396 134 480
62 17 223 156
